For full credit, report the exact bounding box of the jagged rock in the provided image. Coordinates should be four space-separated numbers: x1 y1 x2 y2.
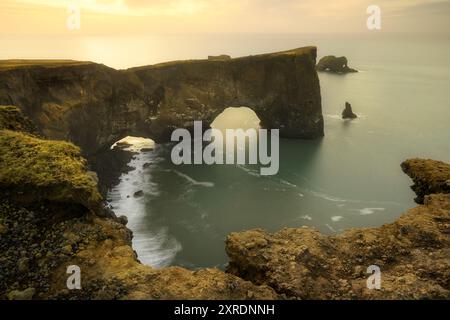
0 47 323 155
133 190 144 198
401 158 450 204
317 55 358 74
342 102 357 119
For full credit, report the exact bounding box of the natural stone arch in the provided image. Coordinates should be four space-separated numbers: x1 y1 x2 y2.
134 47 323 143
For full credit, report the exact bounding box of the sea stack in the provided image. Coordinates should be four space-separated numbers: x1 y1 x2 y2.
342 102 357 119
316 55 358 73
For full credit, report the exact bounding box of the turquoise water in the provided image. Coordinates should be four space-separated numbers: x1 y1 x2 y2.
106 34 450 269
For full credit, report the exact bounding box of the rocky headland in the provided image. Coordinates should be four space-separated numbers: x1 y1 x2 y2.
0 106 448 300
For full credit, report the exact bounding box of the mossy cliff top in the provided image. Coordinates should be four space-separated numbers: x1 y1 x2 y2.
0 106 38 134
0 129 102 214
0 60 94 71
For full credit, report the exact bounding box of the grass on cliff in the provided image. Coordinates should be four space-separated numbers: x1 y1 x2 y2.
0 105 38 134
0 129 102 211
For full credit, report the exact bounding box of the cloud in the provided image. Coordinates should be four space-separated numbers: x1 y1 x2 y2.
1 0 449 34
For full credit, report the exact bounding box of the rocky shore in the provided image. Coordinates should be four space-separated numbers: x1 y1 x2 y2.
1 106 449 300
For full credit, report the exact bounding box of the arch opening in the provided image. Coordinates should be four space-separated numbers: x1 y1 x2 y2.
210 106 261 131
111 135 156 152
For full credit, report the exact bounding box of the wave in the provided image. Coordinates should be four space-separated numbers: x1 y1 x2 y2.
309 190 347 202
236 164 260 177
170 170 215 187
355 207 386 215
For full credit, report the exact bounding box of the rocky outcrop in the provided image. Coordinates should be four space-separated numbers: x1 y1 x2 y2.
0 105 38 135
317 56 357 74
0 47 323 156
226 159 450 299
0 128 103 215
401 158 450 204
342 102 357 119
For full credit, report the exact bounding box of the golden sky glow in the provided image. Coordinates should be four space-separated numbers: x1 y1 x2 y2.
2 0 450 35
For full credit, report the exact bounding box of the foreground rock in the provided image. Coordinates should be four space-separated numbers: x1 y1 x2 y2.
0 200 277 300
226 159 450 299
342 102 357 119
0 47 323 155
317 56 358 74
401 158 450 204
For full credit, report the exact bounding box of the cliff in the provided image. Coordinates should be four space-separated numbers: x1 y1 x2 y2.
0 47 323 156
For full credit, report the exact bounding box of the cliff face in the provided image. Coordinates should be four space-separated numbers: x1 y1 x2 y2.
0 47 323 155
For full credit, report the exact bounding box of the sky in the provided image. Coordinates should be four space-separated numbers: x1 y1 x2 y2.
2 0 450 35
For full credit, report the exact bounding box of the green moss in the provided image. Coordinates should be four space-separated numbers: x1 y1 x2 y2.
0 106 38 134
0 130 102 212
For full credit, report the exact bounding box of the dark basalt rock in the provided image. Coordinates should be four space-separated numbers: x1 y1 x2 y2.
401 158 450 204
0 47 323 156
133 190 144 198
342 102 357 119
317 55 358 74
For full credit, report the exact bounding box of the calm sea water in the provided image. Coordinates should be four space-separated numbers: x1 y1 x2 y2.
4 34 448 269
